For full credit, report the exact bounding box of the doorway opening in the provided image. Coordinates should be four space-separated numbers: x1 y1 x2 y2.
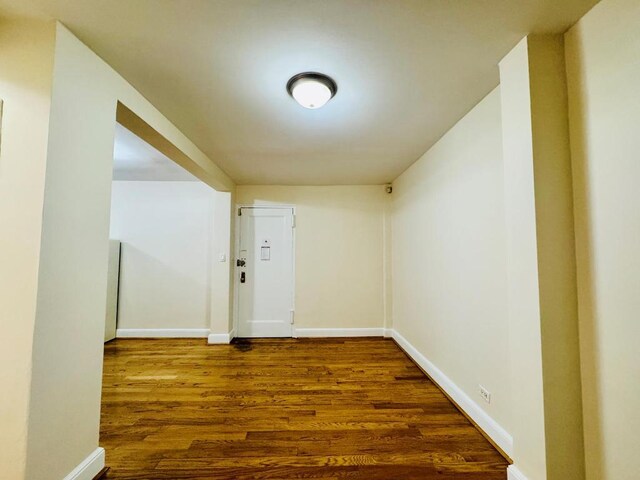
100 105 232 475
105 122 217 340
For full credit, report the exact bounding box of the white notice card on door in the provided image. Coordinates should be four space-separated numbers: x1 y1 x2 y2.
261 239 271 261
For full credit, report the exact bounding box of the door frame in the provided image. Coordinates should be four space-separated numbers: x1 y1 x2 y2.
232 204 297 338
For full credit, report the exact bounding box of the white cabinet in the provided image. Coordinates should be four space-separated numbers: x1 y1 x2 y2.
104 240 121 342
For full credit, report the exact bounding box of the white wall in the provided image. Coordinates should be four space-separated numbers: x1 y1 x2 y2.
0 19 55 480
210 190 234 335
566 1 640 478
22 23 234 480
391 88 513 444
236 186 387 331
110 181 215 332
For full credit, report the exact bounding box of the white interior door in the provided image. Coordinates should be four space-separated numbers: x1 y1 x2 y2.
237 207 294 337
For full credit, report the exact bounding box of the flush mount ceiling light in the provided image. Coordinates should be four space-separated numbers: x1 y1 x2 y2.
286 72 337 109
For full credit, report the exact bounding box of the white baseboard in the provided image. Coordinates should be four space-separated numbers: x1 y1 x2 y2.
390 329 513 457
383 328 393 338
63 447 105 480
507 465 528 480
207 330 234 344
294 328 386 338
116 328 209 338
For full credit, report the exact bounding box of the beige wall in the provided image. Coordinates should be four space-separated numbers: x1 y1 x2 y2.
236 185 387 331
391 88 513 442
566 1 640 478
5 3 639 479
499 35 584 480
22 23 234 480
498 39 547 478
0 19 55 480
528 36 584 480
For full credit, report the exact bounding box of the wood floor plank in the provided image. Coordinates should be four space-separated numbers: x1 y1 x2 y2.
100 338 508 479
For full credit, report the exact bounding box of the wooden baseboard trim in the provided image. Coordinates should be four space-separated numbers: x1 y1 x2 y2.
92 467 110 480
62 447 105 480
116 328 210 338
294 327 385 337
507 465 528 480
208 331 234 344
389 329 513 462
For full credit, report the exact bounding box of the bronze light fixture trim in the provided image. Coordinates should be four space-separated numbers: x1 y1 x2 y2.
286 72 338 109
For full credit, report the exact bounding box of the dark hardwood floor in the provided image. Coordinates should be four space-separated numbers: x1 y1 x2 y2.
101 337 508 479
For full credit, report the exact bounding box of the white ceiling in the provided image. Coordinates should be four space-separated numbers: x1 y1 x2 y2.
113 123 198 182
1 0 599 185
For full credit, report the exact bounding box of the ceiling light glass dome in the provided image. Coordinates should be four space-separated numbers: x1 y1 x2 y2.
287 72 337 109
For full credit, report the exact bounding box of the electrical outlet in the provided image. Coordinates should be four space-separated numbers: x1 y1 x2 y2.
479 385 491 404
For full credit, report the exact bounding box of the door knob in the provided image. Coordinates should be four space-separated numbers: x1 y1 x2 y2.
240 272 246 284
